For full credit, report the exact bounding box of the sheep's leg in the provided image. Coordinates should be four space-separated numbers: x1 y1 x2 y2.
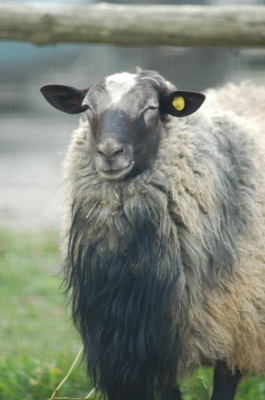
161 386 182 400
211 360 242 400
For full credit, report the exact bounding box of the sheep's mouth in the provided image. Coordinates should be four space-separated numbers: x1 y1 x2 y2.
97 162 134 182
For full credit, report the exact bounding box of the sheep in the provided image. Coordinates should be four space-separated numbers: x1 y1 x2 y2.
40 69 265 400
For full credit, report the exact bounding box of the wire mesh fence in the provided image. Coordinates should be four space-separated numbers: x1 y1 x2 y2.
1 0 265 230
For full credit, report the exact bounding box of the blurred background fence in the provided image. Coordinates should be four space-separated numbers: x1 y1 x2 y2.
1 0 265 230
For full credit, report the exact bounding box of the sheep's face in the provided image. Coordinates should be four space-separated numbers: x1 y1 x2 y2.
82 73 163 181
40 71 205 181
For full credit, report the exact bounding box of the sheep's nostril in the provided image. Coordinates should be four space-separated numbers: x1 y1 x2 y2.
97 149 105 156
113 147 123 156
97 144 124 161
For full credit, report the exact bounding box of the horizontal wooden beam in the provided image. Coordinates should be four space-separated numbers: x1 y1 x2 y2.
0 2 265 47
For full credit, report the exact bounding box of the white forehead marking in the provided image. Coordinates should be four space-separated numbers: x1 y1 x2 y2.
105 72 137 105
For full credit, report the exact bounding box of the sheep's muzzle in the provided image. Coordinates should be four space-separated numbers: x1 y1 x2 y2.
95 138 134 181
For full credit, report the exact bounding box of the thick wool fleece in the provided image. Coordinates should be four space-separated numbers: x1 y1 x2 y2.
62 80 265 389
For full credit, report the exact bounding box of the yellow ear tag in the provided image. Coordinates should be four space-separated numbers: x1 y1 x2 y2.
172 96 185 111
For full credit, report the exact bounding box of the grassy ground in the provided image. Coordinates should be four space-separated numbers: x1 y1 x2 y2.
1 229 265 400
0 229 91 400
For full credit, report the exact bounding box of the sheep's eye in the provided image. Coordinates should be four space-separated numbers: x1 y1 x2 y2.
144 106 158 113
85 105 94 115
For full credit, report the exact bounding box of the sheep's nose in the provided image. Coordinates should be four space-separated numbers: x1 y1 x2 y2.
97 140 124 161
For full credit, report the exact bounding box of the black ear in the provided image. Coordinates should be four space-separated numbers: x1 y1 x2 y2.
40 85 88 114
160 90 205 117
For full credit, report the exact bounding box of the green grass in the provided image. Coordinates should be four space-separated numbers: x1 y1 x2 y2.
0 229 91 400
1 229 265 400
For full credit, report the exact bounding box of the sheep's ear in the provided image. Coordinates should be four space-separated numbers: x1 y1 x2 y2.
160 90 205 117
40 85 88 114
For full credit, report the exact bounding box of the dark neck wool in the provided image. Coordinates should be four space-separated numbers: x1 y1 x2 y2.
63 113 256 399
64 173 187 400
